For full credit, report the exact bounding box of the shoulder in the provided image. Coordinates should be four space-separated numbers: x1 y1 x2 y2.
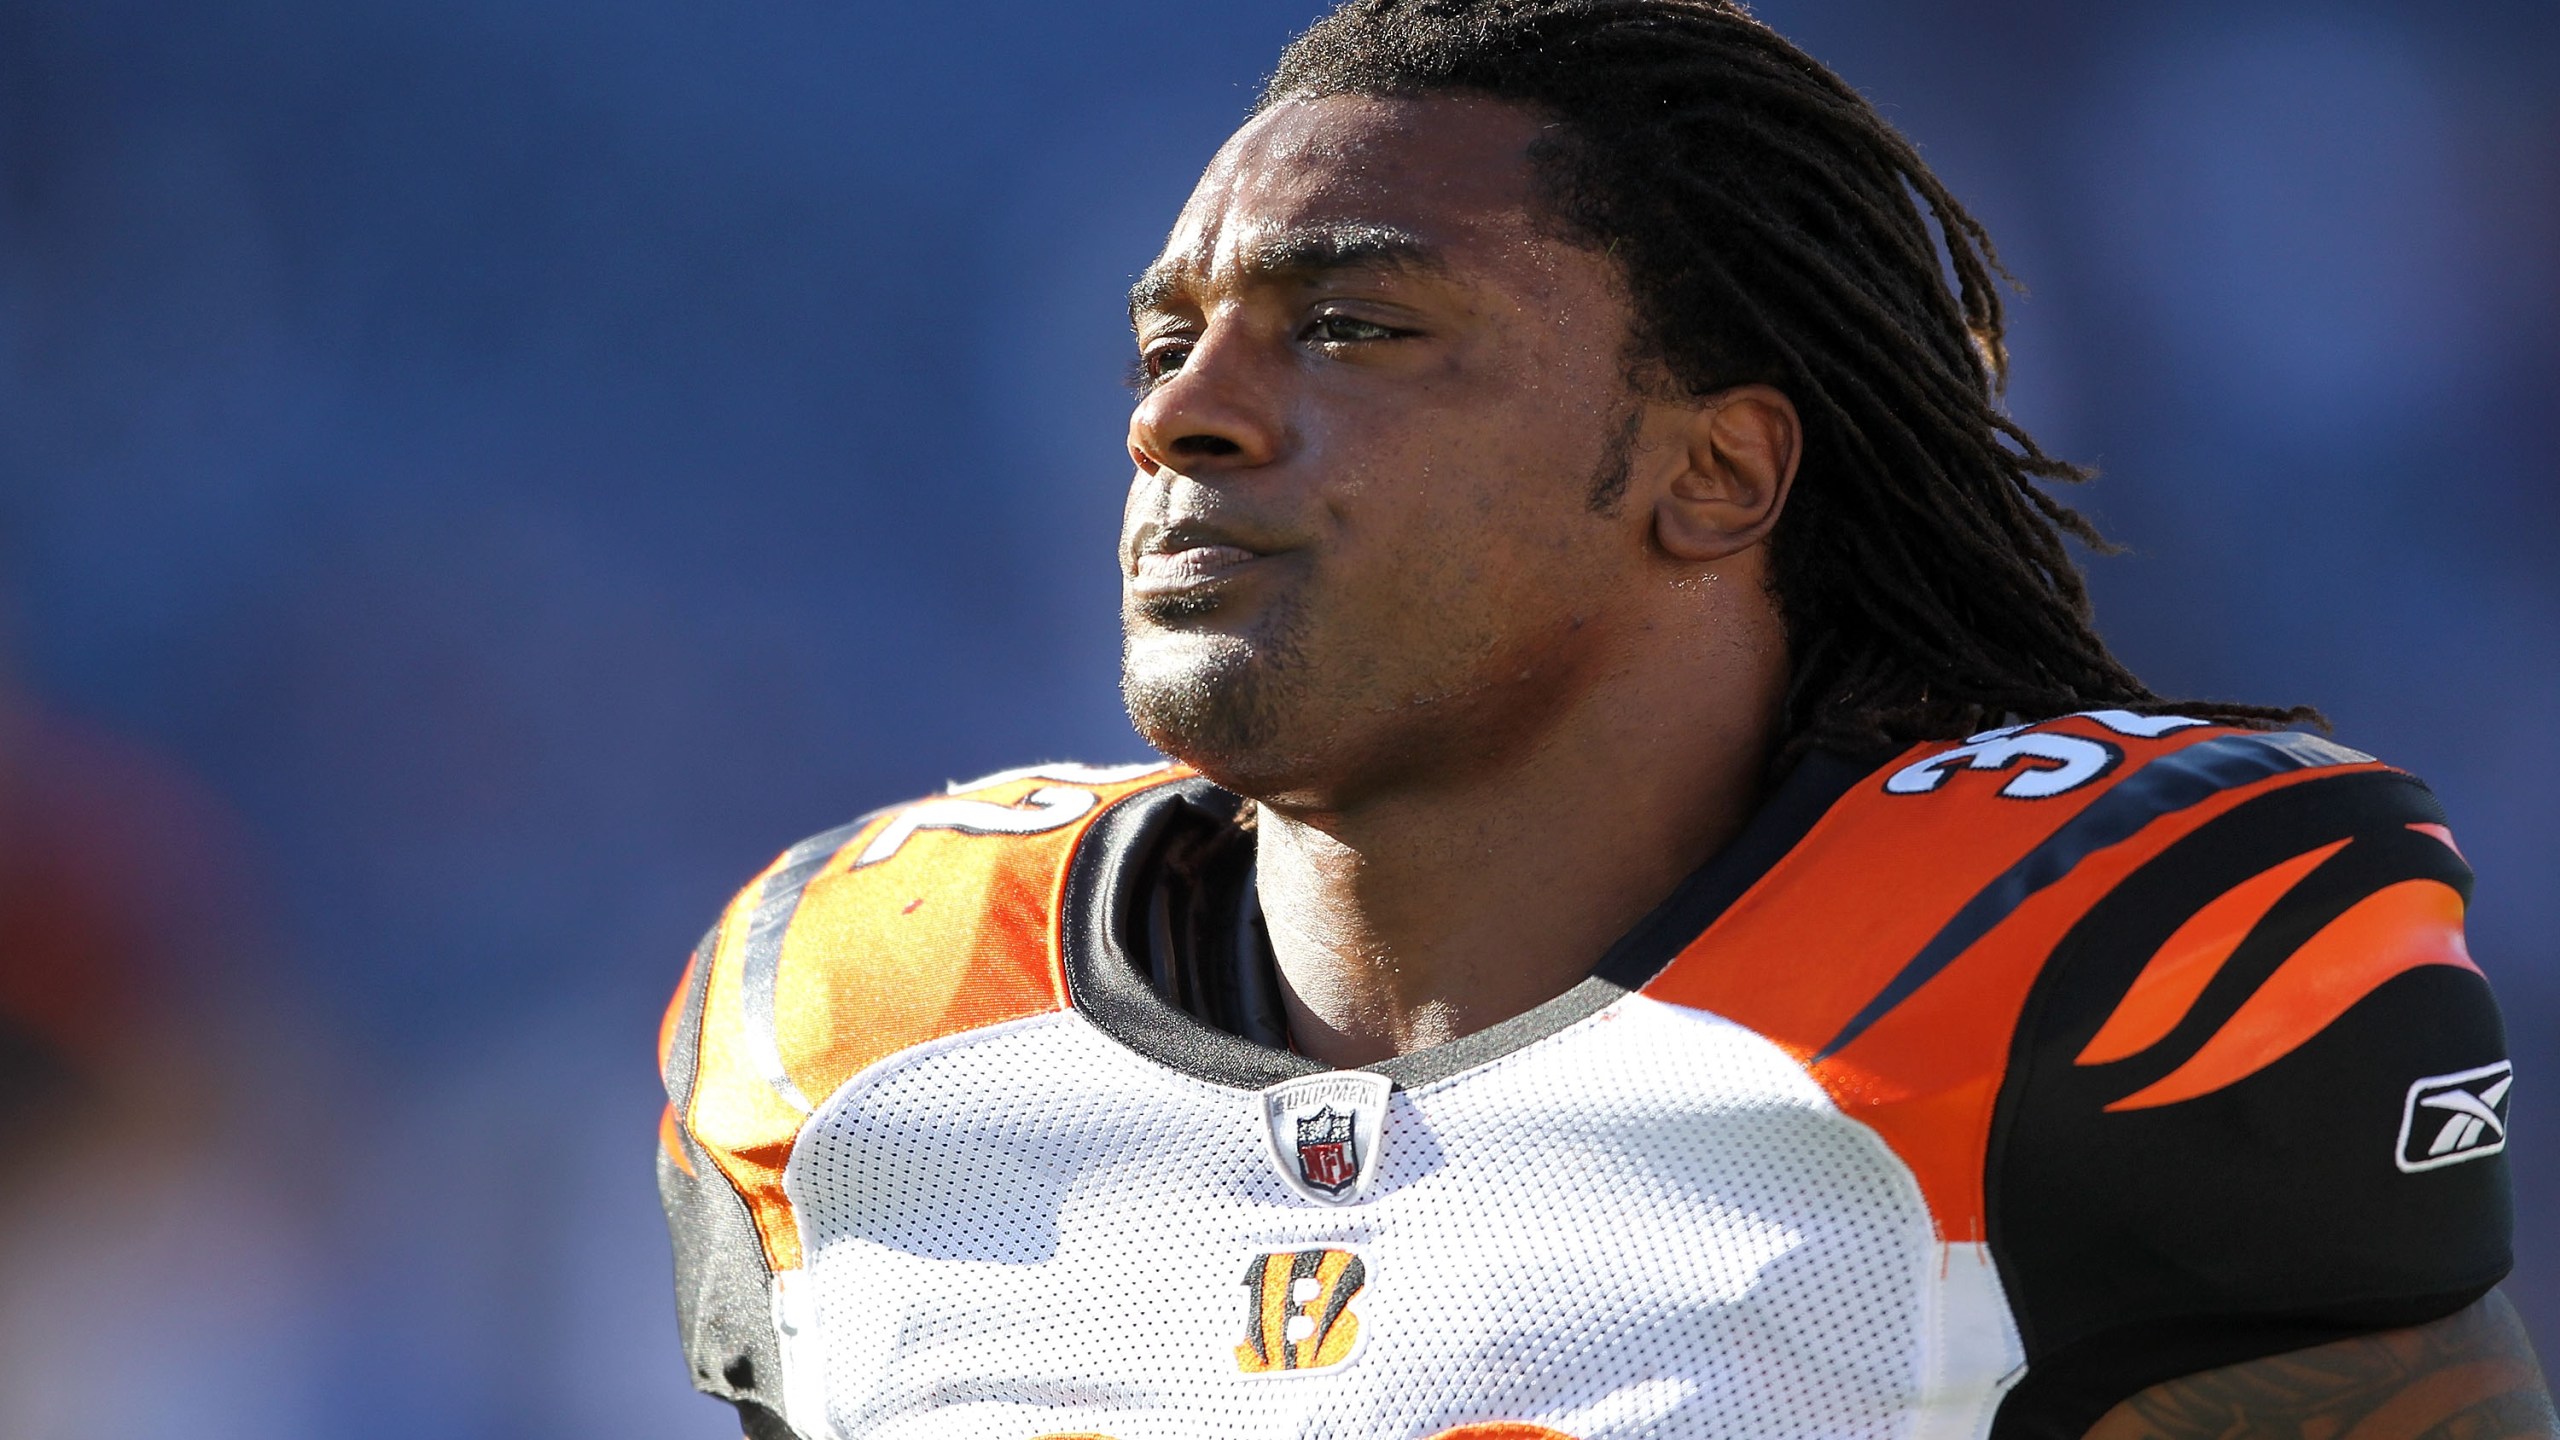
1899 719 2509 1439
750 758 1188 1019
1647 710 2419 1078
1641 711 2485 1233
1848 709 2473 1070
1982 718 2510 1298
693 758 1186 1086
1862 711 2495 1153
1648 713 2510 1438
656 759 1184 1269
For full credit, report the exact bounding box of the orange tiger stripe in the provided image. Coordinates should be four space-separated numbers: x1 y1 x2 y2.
2409 821 2464 859
1645 719 2390 1241
2076 839 2348 1067
2108 879 2478 1111
1250 1255 1291 1372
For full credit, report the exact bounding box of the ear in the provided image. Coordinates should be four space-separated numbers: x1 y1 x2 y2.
1652 384 1800 564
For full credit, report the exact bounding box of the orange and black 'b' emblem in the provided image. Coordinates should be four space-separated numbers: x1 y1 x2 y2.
1235 1249 1365 1374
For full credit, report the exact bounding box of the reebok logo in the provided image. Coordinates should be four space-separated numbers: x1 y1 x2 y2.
2396 1062 2512 1173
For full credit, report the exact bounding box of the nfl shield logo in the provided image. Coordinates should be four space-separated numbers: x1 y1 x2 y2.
1295 1107 1360 1195
1256 1070 1393 1206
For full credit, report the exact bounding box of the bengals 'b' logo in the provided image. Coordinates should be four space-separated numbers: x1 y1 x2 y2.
1235 1249 1366 1374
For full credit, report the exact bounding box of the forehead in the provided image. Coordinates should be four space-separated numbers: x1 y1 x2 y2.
1141 94 1553 303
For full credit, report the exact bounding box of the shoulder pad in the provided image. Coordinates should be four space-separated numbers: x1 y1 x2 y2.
664 760 1183 1269
1644 711 2393 1239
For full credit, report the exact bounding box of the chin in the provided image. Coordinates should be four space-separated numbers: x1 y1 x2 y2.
1120 660 1399 815
1120 589 1316 769
1121 596 1444 807
1122 630 1275 759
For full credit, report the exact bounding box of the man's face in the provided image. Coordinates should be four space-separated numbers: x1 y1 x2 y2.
1120 94 1655 806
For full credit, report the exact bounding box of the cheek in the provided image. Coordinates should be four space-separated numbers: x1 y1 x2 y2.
1322 440 1606 653
1299 347 1632 630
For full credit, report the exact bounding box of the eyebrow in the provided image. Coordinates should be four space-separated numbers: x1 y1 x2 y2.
1128 222 1446 321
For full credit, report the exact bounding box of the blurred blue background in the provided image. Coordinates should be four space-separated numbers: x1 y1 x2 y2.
0 1 2549 1434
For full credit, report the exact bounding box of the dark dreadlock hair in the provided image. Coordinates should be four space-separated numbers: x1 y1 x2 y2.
1260 0 2315 754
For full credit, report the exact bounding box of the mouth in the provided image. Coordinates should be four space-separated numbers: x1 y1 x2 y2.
1126 523 1284 602
1131 543 1262 589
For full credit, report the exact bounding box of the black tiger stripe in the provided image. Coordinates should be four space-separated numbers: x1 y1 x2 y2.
1238 1253 1275 1368
1817 731 2371 1061
2019 771 2456 1096
1312 1254 1367 1362
2097 821 2472 1099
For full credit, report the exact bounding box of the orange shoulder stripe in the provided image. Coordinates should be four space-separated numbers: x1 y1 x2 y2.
1642 719 2386 1242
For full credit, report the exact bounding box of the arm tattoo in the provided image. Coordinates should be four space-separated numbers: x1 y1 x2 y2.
2087 1293 2559 1440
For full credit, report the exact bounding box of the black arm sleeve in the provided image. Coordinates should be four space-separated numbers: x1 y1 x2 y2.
1987 769 2514 1440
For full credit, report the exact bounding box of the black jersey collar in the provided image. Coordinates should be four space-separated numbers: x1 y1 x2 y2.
1059 747 1879 1091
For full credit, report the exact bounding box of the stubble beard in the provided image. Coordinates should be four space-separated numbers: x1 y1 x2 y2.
1119 591 1310 788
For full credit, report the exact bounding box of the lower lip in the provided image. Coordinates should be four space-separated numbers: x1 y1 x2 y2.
1129 545 1266 595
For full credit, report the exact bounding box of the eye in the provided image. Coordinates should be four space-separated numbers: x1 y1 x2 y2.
1303 313 1400 346
1131 340 1193 393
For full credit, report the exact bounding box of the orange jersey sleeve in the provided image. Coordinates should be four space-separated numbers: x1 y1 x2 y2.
655 761 1185 1418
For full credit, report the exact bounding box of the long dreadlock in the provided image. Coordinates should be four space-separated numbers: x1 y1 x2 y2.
1260 0 2316 754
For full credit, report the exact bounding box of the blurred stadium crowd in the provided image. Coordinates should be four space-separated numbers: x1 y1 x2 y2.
0 1 2552 1436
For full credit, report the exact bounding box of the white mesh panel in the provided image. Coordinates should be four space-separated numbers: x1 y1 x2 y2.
784 995 2000 1440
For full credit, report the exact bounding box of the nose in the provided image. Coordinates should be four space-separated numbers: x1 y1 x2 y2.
1127 319 1283 477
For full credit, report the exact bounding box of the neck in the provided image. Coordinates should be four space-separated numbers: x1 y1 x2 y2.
1249 607 1785 1068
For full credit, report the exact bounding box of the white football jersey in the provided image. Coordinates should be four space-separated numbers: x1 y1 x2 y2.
658 720 2512 1440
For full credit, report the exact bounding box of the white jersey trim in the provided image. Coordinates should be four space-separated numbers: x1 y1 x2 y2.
1912 1241 2028 1440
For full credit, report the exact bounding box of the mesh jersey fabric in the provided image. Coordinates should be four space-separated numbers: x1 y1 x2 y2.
657 719 2514 1440
784 999 2015 1440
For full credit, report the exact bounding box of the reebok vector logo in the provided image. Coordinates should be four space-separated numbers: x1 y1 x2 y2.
2397 1062 2512 1173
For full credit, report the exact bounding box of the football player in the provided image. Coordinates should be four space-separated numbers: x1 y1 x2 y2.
657 3 2551 1437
